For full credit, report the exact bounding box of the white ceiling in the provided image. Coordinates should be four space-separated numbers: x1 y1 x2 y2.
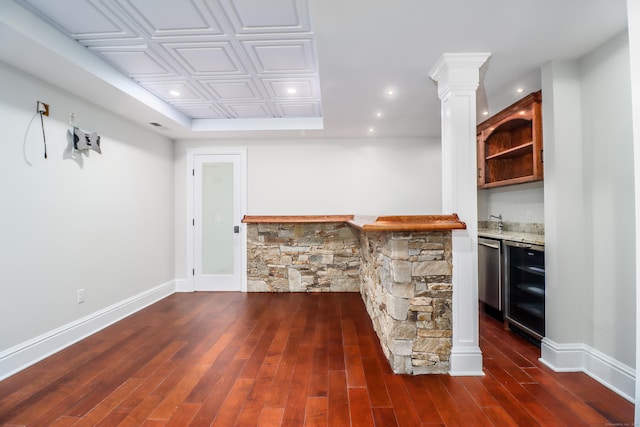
0 0 630 140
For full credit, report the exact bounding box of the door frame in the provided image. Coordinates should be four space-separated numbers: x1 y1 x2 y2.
186 147 247 292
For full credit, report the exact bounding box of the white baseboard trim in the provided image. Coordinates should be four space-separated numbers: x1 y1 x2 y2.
540 339 585 370
0 280 176 381
540 338 635 402
175 278 193 292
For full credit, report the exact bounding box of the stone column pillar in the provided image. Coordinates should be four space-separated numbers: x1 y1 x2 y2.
429 53 490 376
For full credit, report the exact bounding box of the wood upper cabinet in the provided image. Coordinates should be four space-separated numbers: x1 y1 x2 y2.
477 90 543 188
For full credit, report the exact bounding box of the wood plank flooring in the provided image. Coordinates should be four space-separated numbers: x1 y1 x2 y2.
0 292 634 426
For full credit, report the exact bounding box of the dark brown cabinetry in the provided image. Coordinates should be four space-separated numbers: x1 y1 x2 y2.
477 91 543 188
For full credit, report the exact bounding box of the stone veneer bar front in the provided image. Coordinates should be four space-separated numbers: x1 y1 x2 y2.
241 214 466 374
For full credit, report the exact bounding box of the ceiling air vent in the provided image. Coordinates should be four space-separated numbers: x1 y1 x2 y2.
149 122 162 127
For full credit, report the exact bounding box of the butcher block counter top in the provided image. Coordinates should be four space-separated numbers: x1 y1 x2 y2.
242 214 466 232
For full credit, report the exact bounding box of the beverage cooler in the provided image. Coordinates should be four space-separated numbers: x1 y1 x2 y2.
504 241 545 341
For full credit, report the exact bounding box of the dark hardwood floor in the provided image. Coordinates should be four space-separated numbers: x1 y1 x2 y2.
0 292 634 426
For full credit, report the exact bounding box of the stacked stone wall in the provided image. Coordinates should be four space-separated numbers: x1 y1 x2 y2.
246 222 361 292
359 231 453 374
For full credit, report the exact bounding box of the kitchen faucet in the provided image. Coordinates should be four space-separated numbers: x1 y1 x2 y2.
489 214 503 233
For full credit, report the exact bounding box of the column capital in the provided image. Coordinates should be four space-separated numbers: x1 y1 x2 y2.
429 53 491 99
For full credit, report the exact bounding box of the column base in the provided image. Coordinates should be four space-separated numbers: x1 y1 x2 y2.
448 346 484 376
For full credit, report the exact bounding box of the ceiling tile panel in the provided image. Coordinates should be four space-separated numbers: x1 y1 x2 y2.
274 101 320 118
218 0 309 34
242 39 316 74
141 80 208 102
202 79 264 101
115 0 225 37
90 46 178 78
163 41 248 76
224 103 273 118
263 78 317 99
16 0 138 40
173 102 229 119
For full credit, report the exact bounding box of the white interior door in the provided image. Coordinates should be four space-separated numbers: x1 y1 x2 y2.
193 153 244 291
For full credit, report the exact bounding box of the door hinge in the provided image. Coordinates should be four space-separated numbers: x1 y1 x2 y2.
192 219 195 226
192 169 195 176
192 268 195 276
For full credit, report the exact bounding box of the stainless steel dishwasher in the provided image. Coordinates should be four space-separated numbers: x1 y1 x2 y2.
478 237 502 311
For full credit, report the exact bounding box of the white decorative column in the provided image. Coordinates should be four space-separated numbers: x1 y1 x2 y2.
429 53 490 376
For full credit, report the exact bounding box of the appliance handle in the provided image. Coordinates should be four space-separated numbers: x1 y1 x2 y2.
479 241 500 249
508 242 533 249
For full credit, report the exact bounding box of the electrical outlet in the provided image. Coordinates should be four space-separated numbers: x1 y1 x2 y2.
37 101 49 117
77 289 85 304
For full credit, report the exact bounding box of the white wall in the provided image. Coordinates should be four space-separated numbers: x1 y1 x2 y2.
174 137 441 277
541 59 590 345
580 31 635 366
541 30 636 396
477 181 544 223
627 0 640 419
0 62 175 353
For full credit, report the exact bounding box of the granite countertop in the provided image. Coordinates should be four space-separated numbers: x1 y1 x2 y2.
478 229 545 245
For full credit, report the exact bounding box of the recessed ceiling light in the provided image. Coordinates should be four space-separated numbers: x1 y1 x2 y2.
516 88 524 94
386 89 396 96
368 127 375 133
286 88 297 94
169 90 180 97
376 112 383 118
482 111 489 116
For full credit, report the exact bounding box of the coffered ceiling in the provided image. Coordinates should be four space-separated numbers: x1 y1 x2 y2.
15 0 322 126
0 0 630 139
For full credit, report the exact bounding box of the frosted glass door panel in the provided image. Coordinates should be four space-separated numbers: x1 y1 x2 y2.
193 152 244 292
202 163 233 275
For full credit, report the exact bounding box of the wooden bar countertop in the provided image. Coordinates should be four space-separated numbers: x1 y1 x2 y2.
242 214 466 232
241 215 355 223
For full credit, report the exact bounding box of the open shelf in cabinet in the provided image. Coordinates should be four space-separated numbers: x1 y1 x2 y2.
486 141 534 160
478 91 543 188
